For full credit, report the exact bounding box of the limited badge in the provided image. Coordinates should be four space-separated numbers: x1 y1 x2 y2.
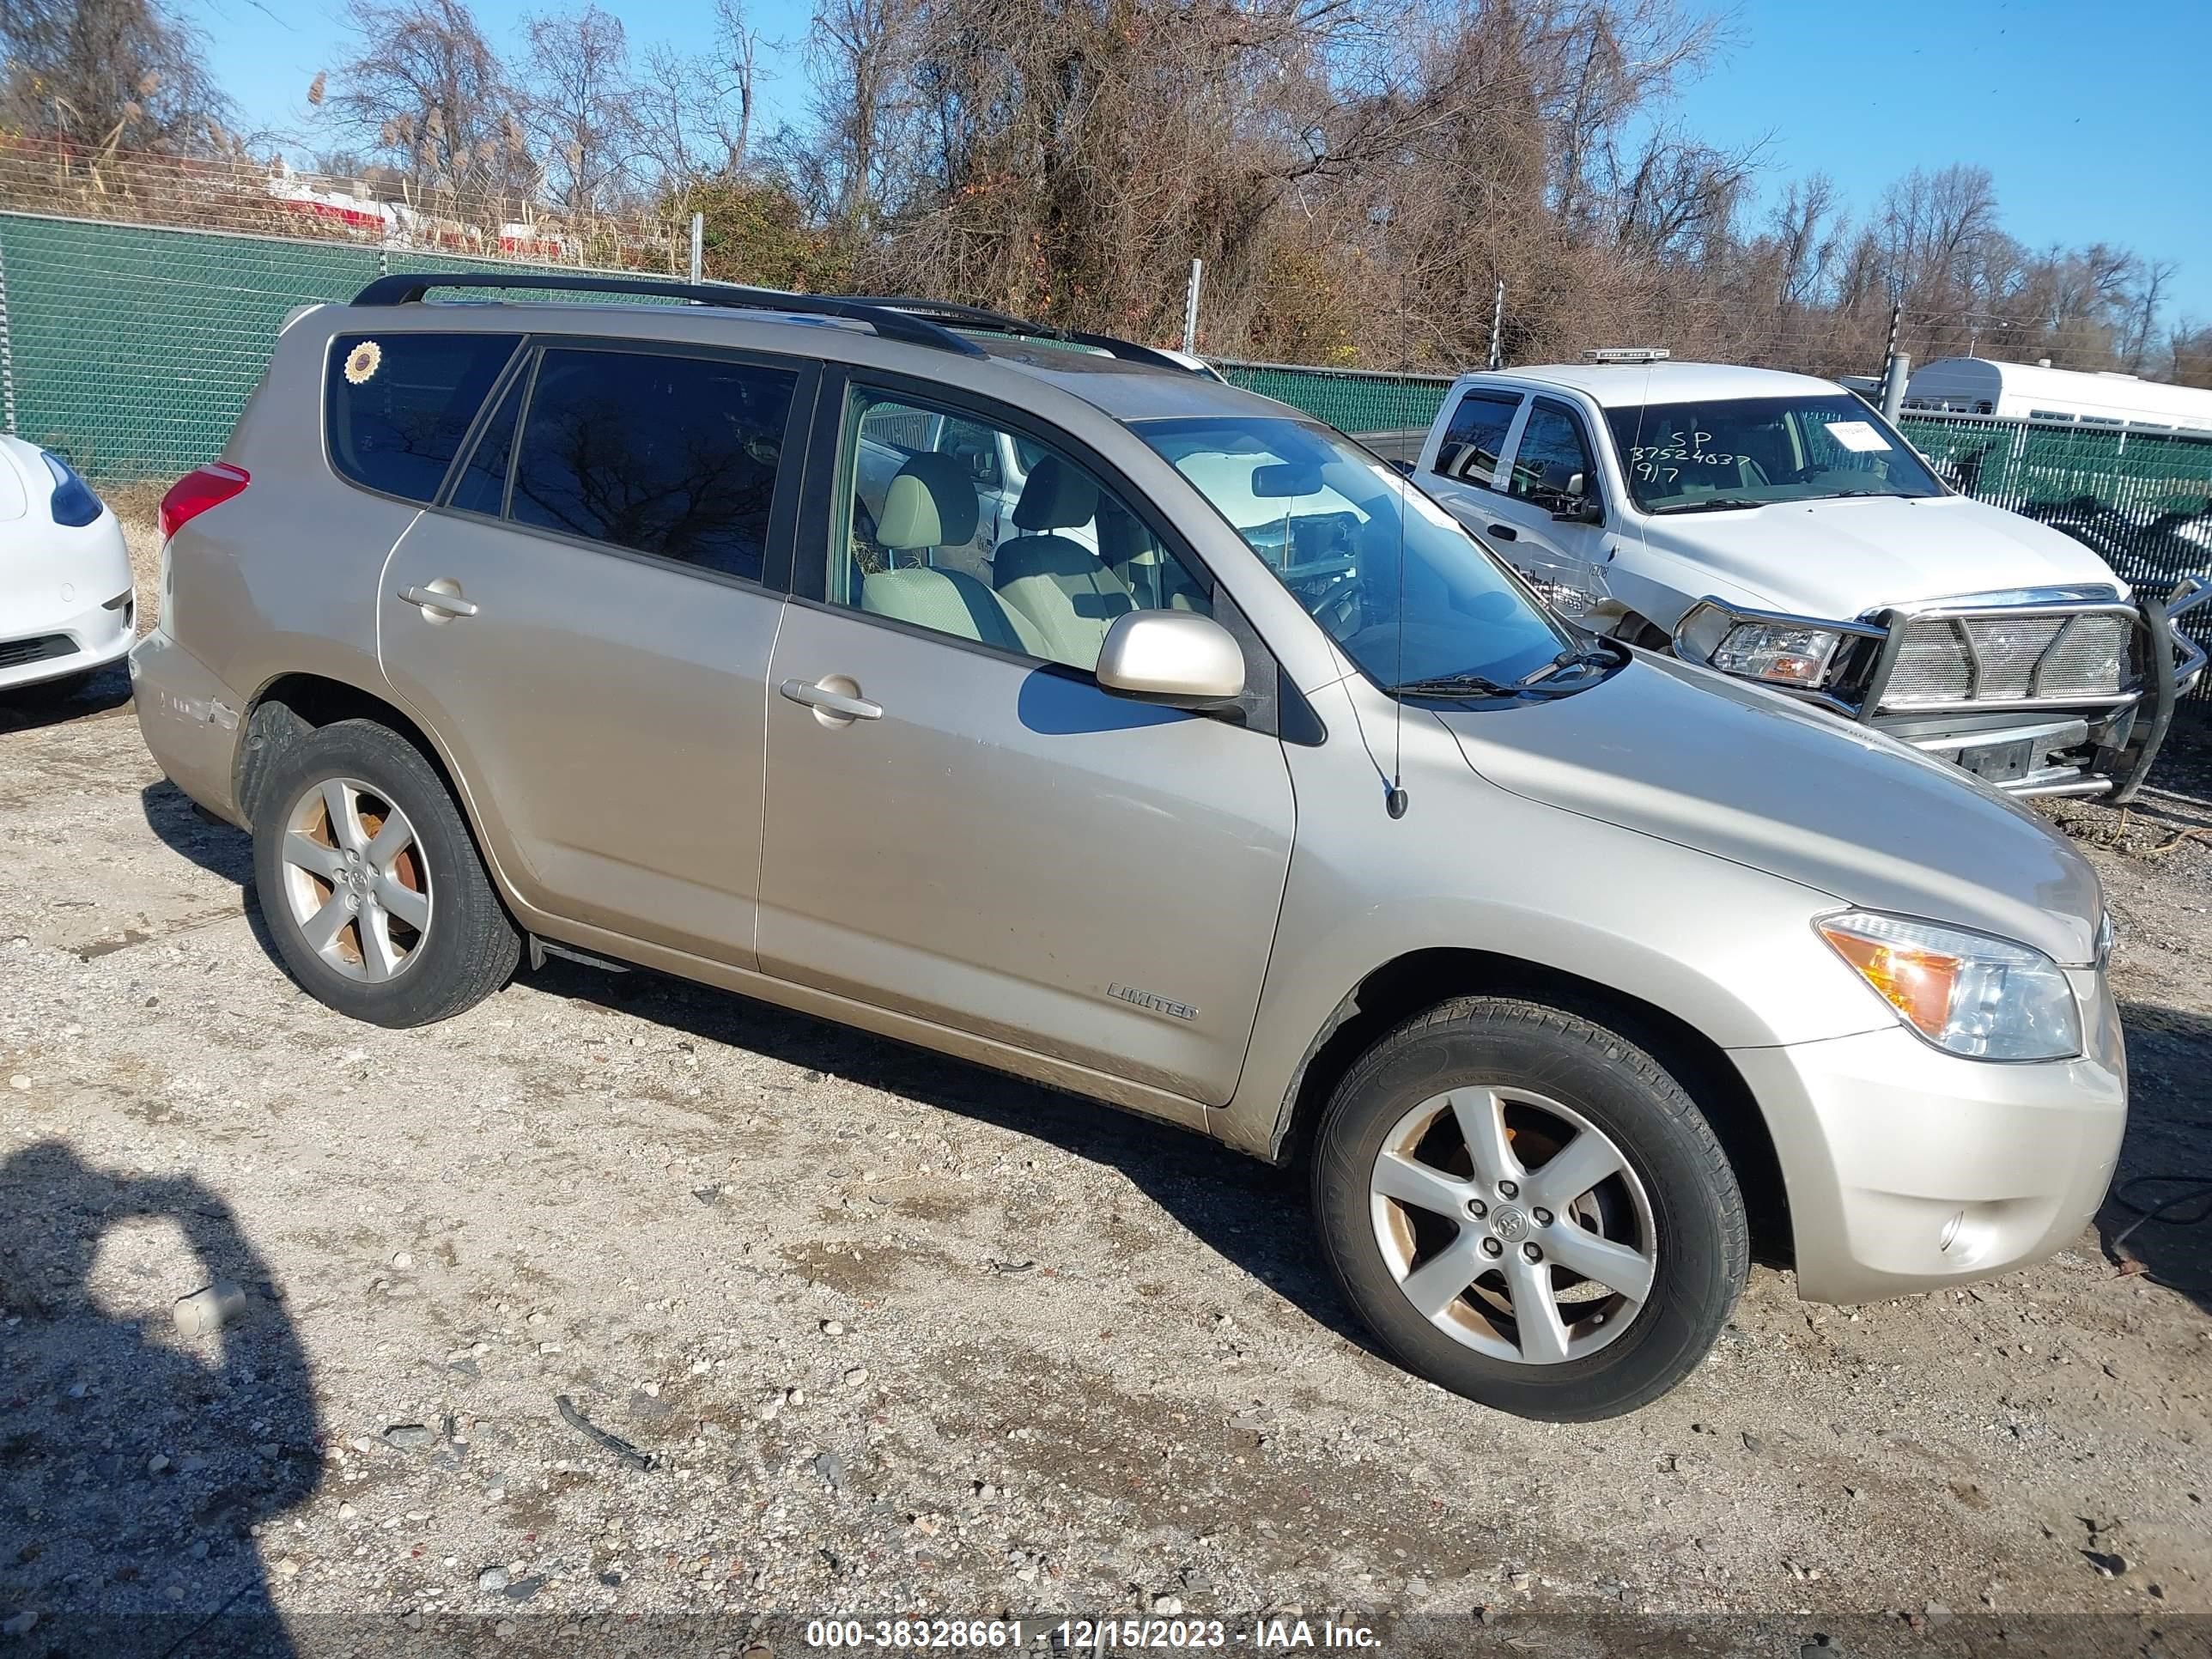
343 340 383 386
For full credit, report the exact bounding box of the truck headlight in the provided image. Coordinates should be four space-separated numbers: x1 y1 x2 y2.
1711 621 1844 688
1817 910 2081 1061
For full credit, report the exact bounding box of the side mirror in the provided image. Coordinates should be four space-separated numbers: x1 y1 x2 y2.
1096 611 1245 707
1544 465 1602 523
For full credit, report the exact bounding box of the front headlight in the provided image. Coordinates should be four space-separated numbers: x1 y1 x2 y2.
1817 910 2082 1061
40 448 104 528
1711 620 1844 688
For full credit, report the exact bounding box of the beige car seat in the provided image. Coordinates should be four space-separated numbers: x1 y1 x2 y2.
863 454 1047 656
994 456 1140 665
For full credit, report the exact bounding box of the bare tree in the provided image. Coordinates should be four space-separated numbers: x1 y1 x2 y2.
516 5 638 213
0 0 231 153
1878 163 2002 309
637 0 769 190
806 0 924 233
2119 257 2175 374
1766 172 1840 307
2171 320 2212 391
325 0 523 200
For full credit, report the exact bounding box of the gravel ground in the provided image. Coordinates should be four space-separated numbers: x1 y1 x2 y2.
0 563 2209 1656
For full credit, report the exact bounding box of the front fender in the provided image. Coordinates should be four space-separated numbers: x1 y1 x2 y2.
1214 682 1888 1158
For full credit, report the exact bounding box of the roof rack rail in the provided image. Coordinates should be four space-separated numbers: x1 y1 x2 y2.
349 270 987 359
838 295 1205 374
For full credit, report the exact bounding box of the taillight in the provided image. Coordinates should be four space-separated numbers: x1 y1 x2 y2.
159 463 250 540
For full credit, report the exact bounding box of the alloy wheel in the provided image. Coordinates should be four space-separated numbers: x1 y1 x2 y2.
1368 1086 1656 1364
276 776 432 983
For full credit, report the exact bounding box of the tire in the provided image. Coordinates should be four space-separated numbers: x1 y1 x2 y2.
249 718 519 1027
1312 996 1747 1420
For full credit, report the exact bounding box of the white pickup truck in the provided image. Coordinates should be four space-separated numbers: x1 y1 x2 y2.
1407 356 2209 799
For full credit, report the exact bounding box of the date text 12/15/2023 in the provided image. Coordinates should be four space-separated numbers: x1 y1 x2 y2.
803 1617 1383 1650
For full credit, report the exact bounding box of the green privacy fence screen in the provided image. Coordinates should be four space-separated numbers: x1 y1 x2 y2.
3 212 2203 684
0 211 656 480
1212 358 1455 435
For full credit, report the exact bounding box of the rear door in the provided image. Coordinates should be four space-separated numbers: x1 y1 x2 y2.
1483 395 1615 613
1418 383 1522 536
375 338 813 967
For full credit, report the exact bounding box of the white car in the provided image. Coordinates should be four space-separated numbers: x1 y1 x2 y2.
0 434 135 696
1411 356 2209 799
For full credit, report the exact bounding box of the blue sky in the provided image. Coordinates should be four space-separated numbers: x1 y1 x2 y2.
193 0 2212 324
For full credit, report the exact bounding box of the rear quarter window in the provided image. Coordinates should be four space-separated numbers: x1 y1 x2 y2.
325 332 522 502
1431 389 1520 489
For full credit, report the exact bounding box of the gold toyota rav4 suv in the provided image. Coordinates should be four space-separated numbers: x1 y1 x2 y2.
133 274 2125 1419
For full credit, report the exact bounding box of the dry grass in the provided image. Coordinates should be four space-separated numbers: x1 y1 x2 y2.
104 485 165 634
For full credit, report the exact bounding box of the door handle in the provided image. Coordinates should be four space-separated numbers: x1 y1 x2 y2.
780 678 883 722
1486 523 1519 542
398 583 478 618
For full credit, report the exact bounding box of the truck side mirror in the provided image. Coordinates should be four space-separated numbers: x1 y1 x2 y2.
1548 471 1603 524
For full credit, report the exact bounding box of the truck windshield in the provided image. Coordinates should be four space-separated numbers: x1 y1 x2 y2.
1138 416 1568 689
1605 395 1943 514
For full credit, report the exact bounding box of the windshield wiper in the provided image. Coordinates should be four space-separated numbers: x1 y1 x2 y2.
1649 497 1769 515
1389 672 1519 698
1520 643 1617 684
1391 660 1598 700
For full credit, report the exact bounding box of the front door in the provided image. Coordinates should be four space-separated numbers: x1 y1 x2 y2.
756 380 1296 1104
377 341 813 967
1483 396 1616 614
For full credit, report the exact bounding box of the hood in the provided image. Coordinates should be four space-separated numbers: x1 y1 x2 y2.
1436 654 2105 965
1638 494 2124 621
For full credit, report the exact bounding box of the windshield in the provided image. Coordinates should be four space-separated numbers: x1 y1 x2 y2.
1606 394 1943 513
1138 416 1568 687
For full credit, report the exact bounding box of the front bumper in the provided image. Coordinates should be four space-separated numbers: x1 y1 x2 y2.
1674 578 2210 800
0 585 135 690
1730 968 2125 1304
128 628 246 823
0 505 137 691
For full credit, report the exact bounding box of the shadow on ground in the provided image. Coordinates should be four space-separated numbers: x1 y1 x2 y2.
0 1142 320 1655
2104 1001 2212 1315
0 659 131 737
133 780 1379 1363
136 778 2212 1358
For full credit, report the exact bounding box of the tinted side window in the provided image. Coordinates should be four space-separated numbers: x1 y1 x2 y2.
1508 402 1596 502
1431 391 1519 489
326 332 521 503
449 368 526 517
509 348 797 583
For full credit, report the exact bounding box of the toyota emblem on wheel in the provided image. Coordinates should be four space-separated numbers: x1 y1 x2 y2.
1492 1207 1528 1243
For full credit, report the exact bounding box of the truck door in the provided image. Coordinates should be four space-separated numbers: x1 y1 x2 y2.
1483 397 1617 619
1417 385 1522 538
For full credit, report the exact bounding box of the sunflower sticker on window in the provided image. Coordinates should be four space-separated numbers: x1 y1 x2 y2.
343 340 383 386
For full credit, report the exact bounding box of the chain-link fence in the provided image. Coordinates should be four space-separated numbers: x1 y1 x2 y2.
1900 411 2212 586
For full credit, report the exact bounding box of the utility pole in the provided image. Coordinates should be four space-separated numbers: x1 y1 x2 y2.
1182 258 1203 356
1874 300 1909 416
1881 351 1912 422
689 212 704 283
1487 279 1505 370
